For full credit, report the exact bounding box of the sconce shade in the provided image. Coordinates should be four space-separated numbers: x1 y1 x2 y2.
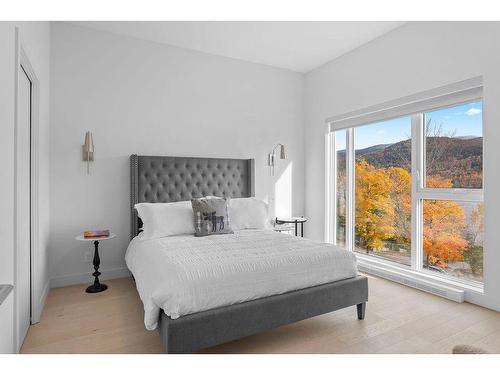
83 131 95 175
84 131 94 153
268 143 287 176
280 144 287 159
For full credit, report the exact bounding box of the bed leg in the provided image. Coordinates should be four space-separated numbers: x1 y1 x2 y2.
357 302 366 320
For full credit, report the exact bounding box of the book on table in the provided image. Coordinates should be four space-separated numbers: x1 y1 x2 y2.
84 230 110 239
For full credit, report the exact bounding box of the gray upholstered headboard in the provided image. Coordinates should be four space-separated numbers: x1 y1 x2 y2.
130 155 255 239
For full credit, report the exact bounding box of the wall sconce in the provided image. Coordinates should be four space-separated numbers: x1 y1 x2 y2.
82 131 94 175
268 143 287 176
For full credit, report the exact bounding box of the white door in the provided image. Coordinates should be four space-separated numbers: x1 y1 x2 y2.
17 65 32 348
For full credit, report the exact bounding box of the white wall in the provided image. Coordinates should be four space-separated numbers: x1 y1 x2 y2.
49 23 305 286
0 21 51 353
304 21 500 311
0 22 16 354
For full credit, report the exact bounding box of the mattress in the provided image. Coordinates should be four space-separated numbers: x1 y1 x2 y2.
125 229 358 330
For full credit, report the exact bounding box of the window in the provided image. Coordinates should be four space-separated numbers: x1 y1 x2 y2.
354 117 412 266
422 200 483 281
327 82 484 286
424 102 483 189
421 101 484 282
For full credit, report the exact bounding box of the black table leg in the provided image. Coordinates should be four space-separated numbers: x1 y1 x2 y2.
86 240 108 293
294 221 298 236
301 221 304 237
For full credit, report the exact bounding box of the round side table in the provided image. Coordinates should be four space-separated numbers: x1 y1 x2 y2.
76 234 116 293
275 217 307 237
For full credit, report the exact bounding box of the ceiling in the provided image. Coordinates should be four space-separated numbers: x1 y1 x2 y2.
71 21 405 73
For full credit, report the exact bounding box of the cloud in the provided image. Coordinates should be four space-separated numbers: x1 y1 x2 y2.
465 108 482 116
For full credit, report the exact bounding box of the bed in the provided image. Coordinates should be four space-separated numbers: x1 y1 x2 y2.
128 154 368 353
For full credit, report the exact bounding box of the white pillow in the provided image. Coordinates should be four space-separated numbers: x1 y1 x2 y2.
228 197 272 230
135 201 195 239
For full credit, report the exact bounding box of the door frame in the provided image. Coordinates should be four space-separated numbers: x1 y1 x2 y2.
13 28 41 352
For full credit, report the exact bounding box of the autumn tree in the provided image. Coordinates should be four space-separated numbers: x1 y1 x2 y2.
464 203 484 275
425 120 456 178
468 203 484 245
425 119 482 189
354 160 470 269
422 177 468 268
386 166 411 244
355 160 396 252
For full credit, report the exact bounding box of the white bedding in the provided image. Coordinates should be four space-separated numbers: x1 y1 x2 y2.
125 229 358 330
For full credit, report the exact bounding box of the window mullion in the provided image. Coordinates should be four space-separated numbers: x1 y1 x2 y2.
418 189 483 202
411 113 424 271
324 129 333 243
331 131 337 244
346 128 355 252
324 130 329 242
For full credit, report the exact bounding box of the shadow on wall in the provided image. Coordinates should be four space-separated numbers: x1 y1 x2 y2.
274 162 293 218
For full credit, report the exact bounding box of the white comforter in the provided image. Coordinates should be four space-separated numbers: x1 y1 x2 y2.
125 230 358 330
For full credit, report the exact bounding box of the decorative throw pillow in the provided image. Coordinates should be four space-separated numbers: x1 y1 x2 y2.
191 197 233 237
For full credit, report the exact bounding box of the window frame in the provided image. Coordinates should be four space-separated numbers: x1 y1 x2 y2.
325 78 484 289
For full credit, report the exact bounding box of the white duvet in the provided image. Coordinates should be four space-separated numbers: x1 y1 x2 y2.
125 230 358 330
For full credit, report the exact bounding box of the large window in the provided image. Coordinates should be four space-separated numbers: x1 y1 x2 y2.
354 117 412 266
421 102 483 282
327 89 484 285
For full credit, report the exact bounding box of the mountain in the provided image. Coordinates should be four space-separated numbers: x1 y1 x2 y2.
336 143 393 159
355 143 393 156
338 136 483 188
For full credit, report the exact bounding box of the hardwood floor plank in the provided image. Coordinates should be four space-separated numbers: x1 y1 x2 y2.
20 275 500 354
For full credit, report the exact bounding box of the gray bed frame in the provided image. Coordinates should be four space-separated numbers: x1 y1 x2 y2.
130 154 368 353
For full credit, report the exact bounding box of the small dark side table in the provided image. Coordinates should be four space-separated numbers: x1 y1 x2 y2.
76 233 115 293
275 217 307 237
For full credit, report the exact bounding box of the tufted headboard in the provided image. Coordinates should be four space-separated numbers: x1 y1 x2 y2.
130 155 255 239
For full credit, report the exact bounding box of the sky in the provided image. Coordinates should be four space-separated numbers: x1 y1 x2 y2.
335 101 483 150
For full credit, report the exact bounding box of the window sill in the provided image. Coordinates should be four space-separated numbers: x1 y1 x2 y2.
356 254 484 300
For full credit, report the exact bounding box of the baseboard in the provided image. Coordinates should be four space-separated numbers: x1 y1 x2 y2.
50 266 131 289
32 280 50 324
358 261 465 303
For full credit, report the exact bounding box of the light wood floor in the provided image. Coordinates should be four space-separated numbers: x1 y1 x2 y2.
21 275 500 354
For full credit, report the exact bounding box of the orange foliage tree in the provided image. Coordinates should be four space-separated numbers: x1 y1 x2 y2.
354 160 469 268
422 177 468 268
386 166 411 244
355 160 395 251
